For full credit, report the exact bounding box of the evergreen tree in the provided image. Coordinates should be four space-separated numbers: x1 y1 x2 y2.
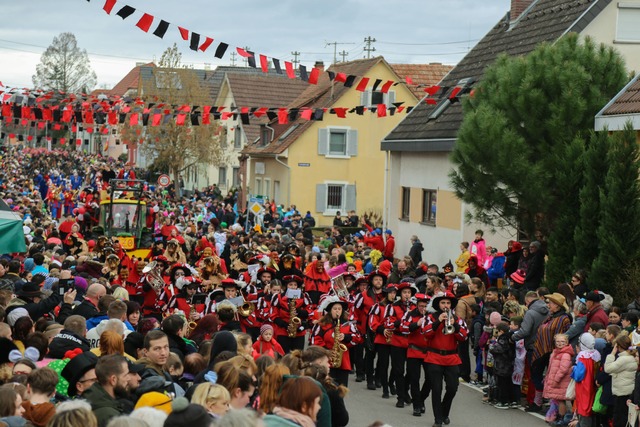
573 130 609 272
450 34 627 240
590 124 640 295
545 135 584 286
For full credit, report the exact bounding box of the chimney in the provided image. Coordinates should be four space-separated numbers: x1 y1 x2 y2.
511 0 534 21
314 61 325 72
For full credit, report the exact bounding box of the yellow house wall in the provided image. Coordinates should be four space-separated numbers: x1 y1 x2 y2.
286 61 417 227
581 0 640 73
247 156 290 205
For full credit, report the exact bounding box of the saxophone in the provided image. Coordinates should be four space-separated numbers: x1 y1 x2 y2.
330 319 348 368
287 298 301 338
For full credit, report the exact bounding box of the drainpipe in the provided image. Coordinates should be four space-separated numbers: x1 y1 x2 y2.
275 153 290 207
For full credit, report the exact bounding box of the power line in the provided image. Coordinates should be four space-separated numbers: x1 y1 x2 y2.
376 39 480 46
375 49 470 56
363 36 376 58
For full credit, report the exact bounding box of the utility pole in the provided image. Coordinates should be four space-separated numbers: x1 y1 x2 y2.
242 46 251 67
326 41 356 63
230 52 237 67
364 36 376 58
339 50 349 62
291 51 301 68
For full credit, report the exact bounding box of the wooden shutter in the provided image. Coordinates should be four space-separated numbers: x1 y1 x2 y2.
316 184 327 213
347 129 358 156
360 90 370 107
345 185 357 211
318 128 328 155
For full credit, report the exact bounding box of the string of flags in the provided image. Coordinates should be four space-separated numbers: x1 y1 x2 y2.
85 0 448 95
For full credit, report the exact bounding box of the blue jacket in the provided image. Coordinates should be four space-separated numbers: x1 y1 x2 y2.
487 255 506 281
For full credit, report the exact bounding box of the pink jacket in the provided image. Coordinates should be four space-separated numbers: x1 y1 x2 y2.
543 345 575 400
471 238 487 266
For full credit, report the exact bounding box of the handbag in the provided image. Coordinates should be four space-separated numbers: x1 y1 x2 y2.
565 379 576 400
592 386 607 414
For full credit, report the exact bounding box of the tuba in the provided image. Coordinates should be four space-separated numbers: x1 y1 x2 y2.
287 298 301 338
330 319 348 367
332 274 350 299
142 261 165 293
238 295 256 318
443 308 456 335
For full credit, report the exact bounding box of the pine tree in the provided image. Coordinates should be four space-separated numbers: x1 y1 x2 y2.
590 124 640 296
573 130 609 272
451 34 627 240
545 135 585 286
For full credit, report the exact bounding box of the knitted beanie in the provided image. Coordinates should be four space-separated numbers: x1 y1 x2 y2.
489 311 502 326
260 324 273 336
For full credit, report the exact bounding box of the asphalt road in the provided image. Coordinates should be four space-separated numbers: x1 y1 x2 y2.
344 380 547 427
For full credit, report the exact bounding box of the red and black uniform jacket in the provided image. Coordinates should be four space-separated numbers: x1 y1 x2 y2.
303 261 332 294
269 293 310 338
167 293 206 316
423 311 468 365
240 286 265 330
310 319 362 370
400 308 429 359
384 300 415 348
354 288 384 334
369 302 393 346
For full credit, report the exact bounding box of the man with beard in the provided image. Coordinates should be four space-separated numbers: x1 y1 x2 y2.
84 354 130 427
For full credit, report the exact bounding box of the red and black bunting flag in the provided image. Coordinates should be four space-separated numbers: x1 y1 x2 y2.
199 37 214 52
285 62 296 79
381 80 394 94
273 59 282 75
309 67 320 85
136 13 154 32
214 42 228 59
178 26 189 41
153 20 170 38
103 0 117 14
344 75 356 88
299 65 308 82
190 33 200 51
116 5 136 19
236 47 252 58
356 77 369 92
259 55 269 73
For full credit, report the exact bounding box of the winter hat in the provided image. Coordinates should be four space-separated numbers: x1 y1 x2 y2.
74 276 88 292
260 324 274 336
23 258 35 272
489 311 503 326
510 269 526 285
164 397 210 427
136 391 174 415
579 332 595 351
585 290 606 303
7 307 29 327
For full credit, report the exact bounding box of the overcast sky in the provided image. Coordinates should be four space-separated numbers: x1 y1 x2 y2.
0 0 511 89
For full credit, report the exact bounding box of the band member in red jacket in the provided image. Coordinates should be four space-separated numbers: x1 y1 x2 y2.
400 293 431 416
386 281 416 408
424 292 469 427
354 270 387 390
311 295 361 387
270 275 310 353
368 283 397 398
304 260 332 305
167 277 206 322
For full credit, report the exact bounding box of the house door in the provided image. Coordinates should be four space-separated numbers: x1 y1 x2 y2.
274 181 280 204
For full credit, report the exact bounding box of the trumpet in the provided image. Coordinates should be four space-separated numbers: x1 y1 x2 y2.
238 296 255 318
443 308 456 335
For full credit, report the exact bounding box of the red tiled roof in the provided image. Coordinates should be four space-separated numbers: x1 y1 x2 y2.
602 77 640 116
390 63 453 98
224 74 308 144
109 63 155 97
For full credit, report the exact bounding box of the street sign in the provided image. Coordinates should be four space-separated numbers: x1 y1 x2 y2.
249 202 264 216
298 162 310 167
157 174 171 187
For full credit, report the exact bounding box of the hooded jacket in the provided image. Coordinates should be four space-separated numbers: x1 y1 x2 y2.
543 344 575 400
48 329 90 359
512 299 549 350
83 383 125 427
605 351 638 396
409 240 423 266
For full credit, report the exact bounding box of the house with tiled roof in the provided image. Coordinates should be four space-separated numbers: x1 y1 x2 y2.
381 0 640 266
239 57 449 225
390 63 453 99
596 74 640 134
213 73 308 196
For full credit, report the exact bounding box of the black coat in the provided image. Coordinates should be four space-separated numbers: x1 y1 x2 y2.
409 241 424 266
524 250 545 290
48 329 91 359
488 334 514 377
73 299 100 320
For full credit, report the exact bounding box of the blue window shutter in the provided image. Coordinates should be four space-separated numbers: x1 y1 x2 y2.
316 184 327 213
318 128 328 155
347 129 358 156
345 185 357 211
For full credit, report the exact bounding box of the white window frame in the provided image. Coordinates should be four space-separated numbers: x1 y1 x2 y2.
264 178 271 200
234 126 243 149
323 181 348 216
254 178 262 196
617 3 640 43
328 128 348 157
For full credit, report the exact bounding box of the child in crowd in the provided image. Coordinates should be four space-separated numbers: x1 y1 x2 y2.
469 303 485 386
510 316 526 408
570 333 601 427
252 324 284 361
191 382 231 420
488 323 514 409
481 310 501 403
543 333 574 426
